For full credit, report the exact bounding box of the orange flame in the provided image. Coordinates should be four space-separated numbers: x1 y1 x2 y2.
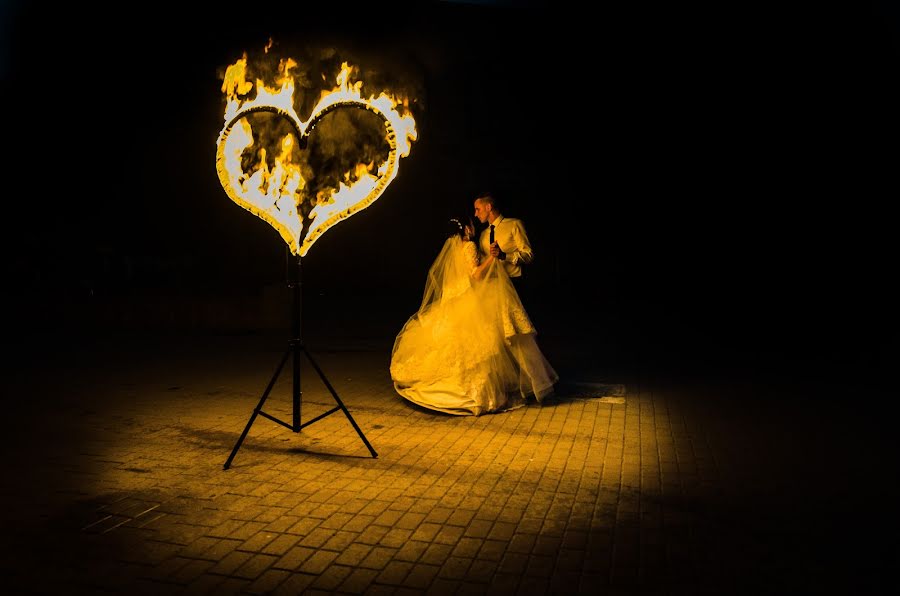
216 53 417 257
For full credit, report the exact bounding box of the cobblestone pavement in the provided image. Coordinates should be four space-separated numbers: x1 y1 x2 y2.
1 331 892 595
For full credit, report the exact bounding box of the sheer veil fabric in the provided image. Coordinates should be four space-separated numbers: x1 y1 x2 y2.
390 236 558 416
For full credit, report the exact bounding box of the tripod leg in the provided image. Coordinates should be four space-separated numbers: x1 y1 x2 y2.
302 348 378 458
224 348 292 470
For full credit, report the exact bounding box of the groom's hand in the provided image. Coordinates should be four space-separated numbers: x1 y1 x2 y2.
490 242 506 260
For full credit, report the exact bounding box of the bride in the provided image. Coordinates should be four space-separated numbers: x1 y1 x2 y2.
390 217 558 415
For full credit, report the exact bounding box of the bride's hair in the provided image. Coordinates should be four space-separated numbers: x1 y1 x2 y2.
447 217 473 240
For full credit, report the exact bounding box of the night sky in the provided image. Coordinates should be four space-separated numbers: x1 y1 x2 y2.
2 1 897 378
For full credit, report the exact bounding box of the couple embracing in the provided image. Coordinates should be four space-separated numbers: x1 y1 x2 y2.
390 192 558 416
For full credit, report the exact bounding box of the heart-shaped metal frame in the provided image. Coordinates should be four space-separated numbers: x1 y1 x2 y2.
216 94 409 257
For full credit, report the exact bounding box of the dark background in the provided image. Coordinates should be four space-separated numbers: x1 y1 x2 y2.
1 0 897 383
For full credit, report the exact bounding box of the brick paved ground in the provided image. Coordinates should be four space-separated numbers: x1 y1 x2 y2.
1 330 893 595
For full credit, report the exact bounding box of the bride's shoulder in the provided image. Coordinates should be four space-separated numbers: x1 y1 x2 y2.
461 239 479 262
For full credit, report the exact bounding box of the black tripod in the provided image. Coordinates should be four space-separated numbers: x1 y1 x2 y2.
224 250 378 469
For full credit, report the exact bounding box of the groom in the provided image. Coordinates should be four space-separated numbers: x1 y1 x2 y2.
473 191 533 289
473 191 556 401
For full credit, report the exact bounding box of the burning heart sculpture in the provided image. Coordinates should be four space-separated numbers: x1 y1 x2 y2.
216 58 417 257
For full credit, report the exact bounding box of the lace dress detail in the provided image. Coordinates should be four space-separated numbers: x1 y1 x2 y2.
464 241 479 274
499 285 534 337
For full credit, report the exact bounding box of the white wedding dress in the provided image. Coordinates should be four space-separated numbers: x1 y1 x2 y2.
390 236 558 415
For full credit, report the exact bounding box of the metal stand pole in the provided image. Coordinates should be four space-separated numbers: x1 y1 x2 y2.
224 250 377 470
